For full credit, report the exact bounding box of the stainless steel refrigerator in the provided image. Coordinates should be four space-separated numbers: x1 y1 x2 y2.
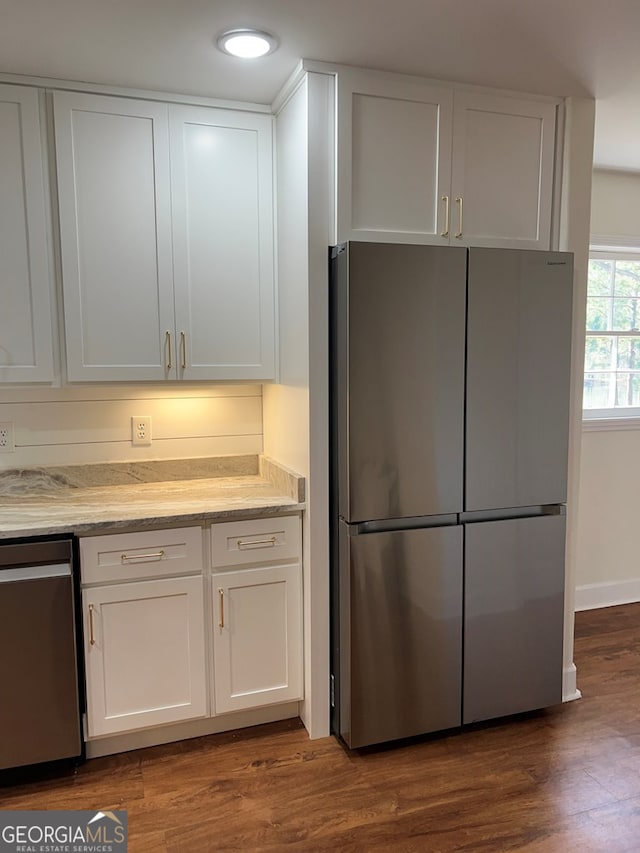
329 242 573 749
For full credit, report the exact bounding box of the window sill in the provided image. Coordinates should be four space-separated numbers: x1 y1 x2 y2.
582 417 640 432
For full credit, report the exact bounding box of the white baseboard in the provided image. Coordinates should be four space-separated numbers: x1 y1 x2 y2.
562 662 581 703
575 578 640 611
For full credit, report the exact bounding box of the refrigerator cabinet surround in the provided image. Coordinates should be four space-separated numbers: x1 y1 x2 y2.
330 241 573 750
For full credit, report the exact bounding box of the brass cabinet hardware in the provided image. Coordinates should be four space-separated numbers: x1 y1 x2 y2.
121 550 165 562
218 588 225 629
441 195 450 238
237 536 277 549
180 331 186 370
89 603 96 646
165 330 172 370
455 196 464 238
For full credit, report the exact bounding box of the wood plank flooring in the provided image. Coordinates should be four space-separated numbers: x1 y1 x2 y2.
1 603 639 851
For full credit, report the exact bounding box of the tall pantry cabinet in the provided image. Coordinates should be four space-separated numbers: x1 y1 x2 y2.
54 92 275 382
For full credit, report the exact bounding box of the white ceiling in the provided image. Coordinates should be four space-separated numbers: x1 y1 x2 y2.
1 0 639 170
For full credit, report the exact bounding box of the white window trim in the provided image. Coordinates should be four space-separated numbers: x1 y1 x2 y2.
583 236 640 427
584 416 640 432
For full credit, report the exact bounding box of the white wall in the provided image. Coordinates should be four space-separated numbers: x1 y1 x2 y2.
0 384 262 469
575 168 640 609
590 169 640 239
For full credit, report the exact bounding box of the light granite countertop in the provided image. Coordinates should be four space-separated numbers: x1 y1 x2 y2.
0 455 305 539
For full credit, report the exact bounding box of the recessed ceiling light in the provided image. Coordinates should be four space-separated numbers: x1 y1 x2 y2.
217 28 278 59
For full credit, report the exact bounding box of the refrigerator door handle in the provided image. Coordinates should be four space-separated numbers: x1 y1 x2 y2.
347 514 459 535
460 505 565 524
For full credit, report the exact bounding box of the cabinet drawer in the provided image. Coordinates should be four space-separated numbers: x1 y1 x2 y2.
211 516 301 569
80 526 203 585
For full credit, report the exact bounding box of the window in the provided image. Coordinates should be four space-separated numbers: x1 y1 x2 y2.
584 250 640 419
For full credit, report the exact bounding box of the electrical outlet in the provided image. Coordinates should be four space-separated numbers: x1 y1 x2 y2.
131 416 152 446
0 422 15 453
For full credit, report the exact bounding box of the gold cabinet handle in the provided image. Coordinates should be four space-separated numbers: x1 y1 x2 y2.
180 331 186 370
218 588 225 629
455 196 463 239
165 331 172 370
237 536 277 549
441 195 450 238
89 603 96 646
121 550 165 562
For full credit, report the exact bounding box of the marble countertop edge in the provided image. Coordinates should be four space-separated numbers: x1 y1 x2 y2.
0 499 306 541
0 455 306 540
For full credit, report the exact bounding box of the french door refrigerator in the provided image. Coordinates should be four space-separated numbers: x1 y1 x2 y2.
329 241 573 749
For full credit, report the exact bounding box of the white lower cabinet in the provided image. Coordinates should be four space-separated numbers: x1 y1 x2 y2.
212 563 303 714
210 515 304 714
82 575 207 737
80 526 207 737
80 516 303 741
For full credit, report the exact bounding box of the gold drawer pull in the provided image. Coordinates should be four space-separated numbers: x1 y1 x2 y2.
218 588 225 629
89 603 96 646
121 550 165 562
236 536 277 549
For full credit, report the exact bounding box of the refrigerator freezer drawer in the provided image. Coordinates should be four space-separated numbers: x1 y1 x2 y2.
463 513 565 725
337 522 463 748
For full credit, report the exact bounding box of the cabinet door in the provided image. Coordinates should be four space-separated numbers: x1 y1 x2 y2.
170 106 275 379
82 576 207 736
451 93 556 249
54 92 175 381
212 564 303 713
337 69 453 244
0 85 53 382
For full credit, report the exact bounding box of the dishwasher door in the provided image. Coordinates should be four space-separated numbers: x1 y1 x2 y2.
0 538 82 770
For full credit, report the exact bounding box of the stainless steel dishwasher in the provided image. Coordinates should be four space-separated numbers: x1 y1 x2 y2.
0 537 83 770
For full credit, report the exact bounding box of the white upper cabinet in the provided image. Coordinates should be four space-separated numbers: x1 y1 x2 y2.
337 69 557 250
54 92 174 381
450 93 556 249
337 70 453 244
169 106 275 380
54 92 275 382
0 84 54 382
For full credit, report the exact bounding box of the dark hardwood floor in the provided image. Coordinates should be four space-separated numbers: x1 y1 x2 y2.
2 603 639 852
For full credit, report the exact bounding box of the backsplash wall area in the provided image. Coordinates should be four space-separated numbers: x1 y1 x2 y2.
0 385 263 470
